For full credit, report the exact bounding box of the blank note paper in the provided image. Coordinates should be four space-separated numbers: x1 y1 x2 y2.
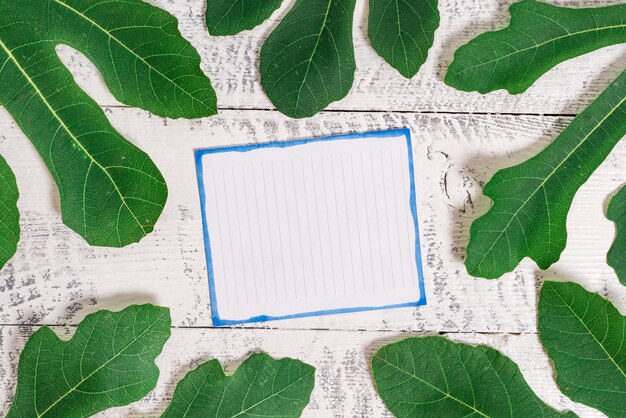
195 129 426 325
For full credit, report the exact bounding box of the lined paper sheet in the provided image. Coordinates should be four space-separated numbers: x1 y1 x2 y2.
196 129 425 325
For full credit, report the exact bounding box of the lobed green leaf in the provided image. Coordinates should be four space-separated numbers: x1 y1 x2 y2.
446 0 626 94
465 69 626 279
7 304 171 418
372 336 575 417
51 0 217 119
539 281 626 417
0 0 218 247
260 0 357 118
368 0 439 78
162 352 315 418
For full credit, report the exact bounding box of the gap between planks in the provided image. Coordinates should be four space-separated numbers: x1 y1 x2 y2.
0 323 530 336
101 104 580 118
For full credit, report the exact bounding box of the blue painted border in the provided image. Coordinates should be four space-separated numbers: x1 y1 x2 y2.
195 128 426 326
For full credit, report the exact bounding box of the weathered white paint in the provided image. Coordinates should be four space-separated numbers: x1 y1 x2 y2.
0 0 624 416
0 109 623 332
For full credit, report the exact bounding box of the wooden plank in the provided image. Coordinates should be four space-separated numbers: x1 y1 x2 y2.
0 326 604 417
57 0 626 115
0 108 623 332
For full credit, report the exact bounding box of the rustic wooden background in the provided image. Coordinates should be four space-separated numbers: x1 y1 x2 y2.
1 0 625 416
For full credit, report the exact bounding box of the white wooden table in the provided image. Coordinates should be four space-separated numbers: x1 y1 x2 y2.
1 0 625 416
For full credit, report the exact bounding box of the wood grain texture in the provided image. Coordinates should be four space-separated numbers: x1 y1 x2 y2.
58 0 626 115
0 1 625 416
0 327 605 417
0 108 623 332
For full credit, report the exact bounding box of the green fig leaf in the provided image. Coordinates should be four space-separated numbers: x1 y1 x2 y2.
46 0 217 119
0 155 19 270
7 304 171 418
372 336 576 417
260 0 356 118
368 0 439 78
608 186 626 284
465 69 626 279
539 281 626 417
206 0 284 36
0 0 217 247
162 353 315 418
446 0 626 94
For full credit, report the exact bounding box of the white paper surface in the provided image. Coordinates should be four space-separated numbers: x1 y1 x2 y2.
196 130 425 324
